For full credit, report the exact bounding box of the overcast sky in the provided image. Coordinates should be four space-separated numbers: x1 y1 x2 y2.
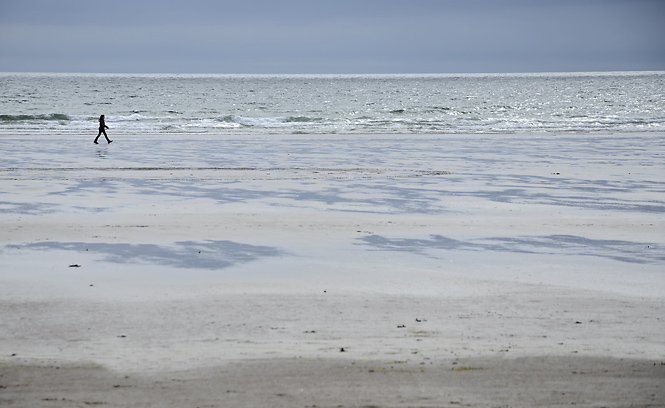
1 0 664 74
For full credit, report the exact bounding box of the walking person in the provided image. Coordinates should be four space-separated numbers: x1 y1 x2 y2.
94 114 112 144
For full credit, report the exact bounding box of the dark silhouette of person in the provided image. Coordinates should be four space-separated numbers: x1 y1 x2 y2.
94 115 112 144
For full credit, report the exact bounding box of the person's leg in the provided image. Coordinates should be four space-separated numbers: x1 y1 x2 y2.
103 130 112 143
94 130 101 144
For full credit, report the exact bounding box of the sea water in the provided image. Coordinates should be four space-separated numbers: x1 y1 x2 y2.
1 72 664 136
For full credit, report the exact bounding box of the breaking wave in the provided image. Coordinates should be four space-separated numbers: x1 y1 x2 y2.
0 113 71 122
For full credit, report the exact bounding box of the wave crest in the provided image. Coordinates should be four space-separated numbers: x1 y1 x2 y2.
0 113 70 122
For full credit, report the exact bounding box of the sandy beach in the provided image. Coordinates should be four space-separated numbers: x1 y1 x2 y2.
1 132 664 407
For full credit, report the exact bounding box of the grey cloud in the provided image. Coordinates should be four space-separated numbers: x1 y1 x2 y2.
1 0 663 73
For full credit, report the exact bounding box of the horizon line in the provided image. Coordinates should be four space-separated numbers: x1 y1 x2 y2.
2 70 664 77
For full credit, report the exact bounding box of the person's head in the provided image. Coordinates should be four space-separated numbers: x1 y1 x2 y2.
100 114 105 120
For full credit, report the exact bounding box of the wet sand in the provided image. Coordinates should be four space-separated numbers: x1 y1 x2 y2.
1 133 664 407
